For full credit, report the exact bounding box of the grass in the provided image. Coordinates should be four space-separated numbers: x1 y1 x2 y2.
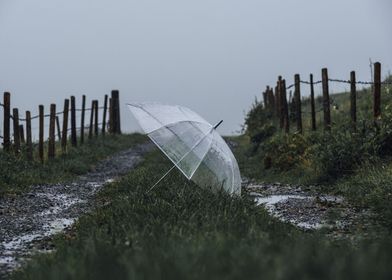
11 149 392 280
0 133 147 196
238 77 392 228
6 79 392 279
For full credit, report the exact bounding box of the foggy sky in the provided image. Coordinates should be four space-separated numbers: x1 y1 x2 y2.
0 0 391 136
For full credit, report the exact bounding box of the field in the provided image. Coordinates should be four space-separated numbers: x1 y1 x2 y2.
240 78 392 229
10 149 392 280
2 80 392 279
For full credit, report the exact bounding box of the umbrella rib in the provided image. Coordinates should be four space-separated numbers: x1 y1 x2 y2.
147 125 216 192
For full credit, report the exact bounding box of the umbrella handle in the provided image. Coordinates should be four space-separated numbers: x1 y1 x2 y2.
146 164 177 193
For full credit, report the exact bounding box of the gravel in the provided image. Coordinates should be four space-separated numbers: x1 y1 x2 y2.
246 183 375 234
0 142 154 278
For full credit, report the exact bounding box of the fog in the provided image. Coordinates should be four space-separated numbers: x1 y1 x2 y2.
0 0 391 136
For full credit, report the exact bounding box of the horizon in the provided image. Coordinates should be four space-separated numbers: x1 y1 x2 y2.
0 0 391 136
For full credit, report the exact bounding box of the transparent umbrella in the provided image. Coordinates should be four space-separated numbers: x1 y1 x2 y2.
127 103 241 195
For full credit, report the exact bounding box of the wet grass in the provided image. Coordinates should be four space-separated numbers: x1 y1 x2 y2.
237 80 392 229
0 133 147 196
11 150 392 280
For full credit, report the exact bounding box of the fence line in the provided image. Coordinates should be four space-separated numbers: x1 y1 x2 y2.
261 62 391 134
0 90 122 163
284 78 392 90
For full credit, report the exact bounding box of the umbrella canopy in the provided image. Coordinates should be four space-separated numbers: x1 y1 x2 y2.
128 103 241 195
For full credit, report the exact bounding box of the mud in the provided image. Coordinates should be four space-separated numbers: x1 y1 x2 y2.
245 182 375 234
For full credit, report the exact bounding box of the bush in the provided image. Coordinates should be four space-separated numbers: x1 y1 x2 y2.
244 99 275 144
309 130 369 179
263 133 310 171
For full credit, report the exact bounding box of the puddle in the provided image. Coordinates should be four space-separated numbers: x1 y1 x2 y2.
253 193 340 230
45 218 76 235
247 183 350 231
256 195 308 206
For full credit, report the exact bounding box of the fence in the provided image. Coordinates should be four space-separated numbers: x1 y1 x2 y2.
261 62 392 133
0 90 122 162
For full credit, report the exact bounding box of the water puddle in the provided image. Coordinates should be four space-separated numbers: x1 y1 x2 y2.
256 195 308 206
252 192 343 230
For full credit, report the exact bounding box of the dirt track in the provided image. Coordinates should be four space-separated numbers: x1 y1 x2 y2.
0 142 153 278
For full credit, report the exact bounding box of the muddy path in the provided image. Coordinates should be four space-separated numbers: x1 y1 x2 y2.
0 142 154 278
244 181 377 238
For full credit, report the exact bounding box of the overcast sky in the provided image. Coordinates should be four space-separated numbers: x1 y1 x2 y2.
0 0 391 136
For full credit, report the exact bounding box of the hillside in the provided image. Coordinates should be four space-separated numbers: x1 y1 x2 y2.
236 75 392 229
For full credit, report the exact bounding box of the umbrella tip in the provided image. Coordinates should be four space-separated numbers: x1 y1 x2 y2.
214 120 223 129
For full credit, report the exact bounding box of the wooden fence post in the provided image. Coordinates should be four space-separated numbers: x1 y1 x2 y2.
3 92 11 151
19 125 25 144
89 100 94 139
39 105 44 163
70 96 77 147
278 77 284 129
275 83 281 123
322 68 331 131
373 62 381 121
263 86 269 109
109 97 113 133
310 74 316 131
111 90 117 134
102 94 108 135
80 95 86 144
116 91 121 134
281 80 289 133
94 100 99 136
294 74 302 133
26 111 33 160
61 99 69 153
48 104 56 159
350 71 357 131
12 108 20 153
56 116 61 141
111 90 121 134
268 88 275 115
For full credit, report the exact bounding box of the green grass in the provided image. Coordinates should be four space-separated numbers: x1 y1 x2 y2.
238 77 392 228
0 133 147 196
11 149 392 280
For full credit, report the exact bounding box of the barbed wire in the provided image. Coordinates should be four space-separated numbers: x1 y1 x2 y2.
297 79 392 86
286 84 295 90
3 121 108 144
269 78 392 94
300 80 322 85
8 106 108 122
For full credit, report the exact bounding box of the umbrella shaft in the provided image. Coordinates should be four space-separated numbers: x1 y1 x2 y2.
214 120 223 129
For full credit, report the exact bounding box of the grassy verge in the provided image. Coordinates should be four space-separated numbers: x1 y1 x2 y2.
11 150 392 280
236 77 392 228
0 133 147 196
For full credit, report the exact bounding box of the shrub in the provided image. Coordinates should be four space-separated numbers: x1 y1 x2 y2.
264 133 310 171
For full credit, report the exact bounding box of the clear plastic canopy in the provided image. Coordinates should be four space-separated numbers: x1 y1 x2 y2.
128 103 241 195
